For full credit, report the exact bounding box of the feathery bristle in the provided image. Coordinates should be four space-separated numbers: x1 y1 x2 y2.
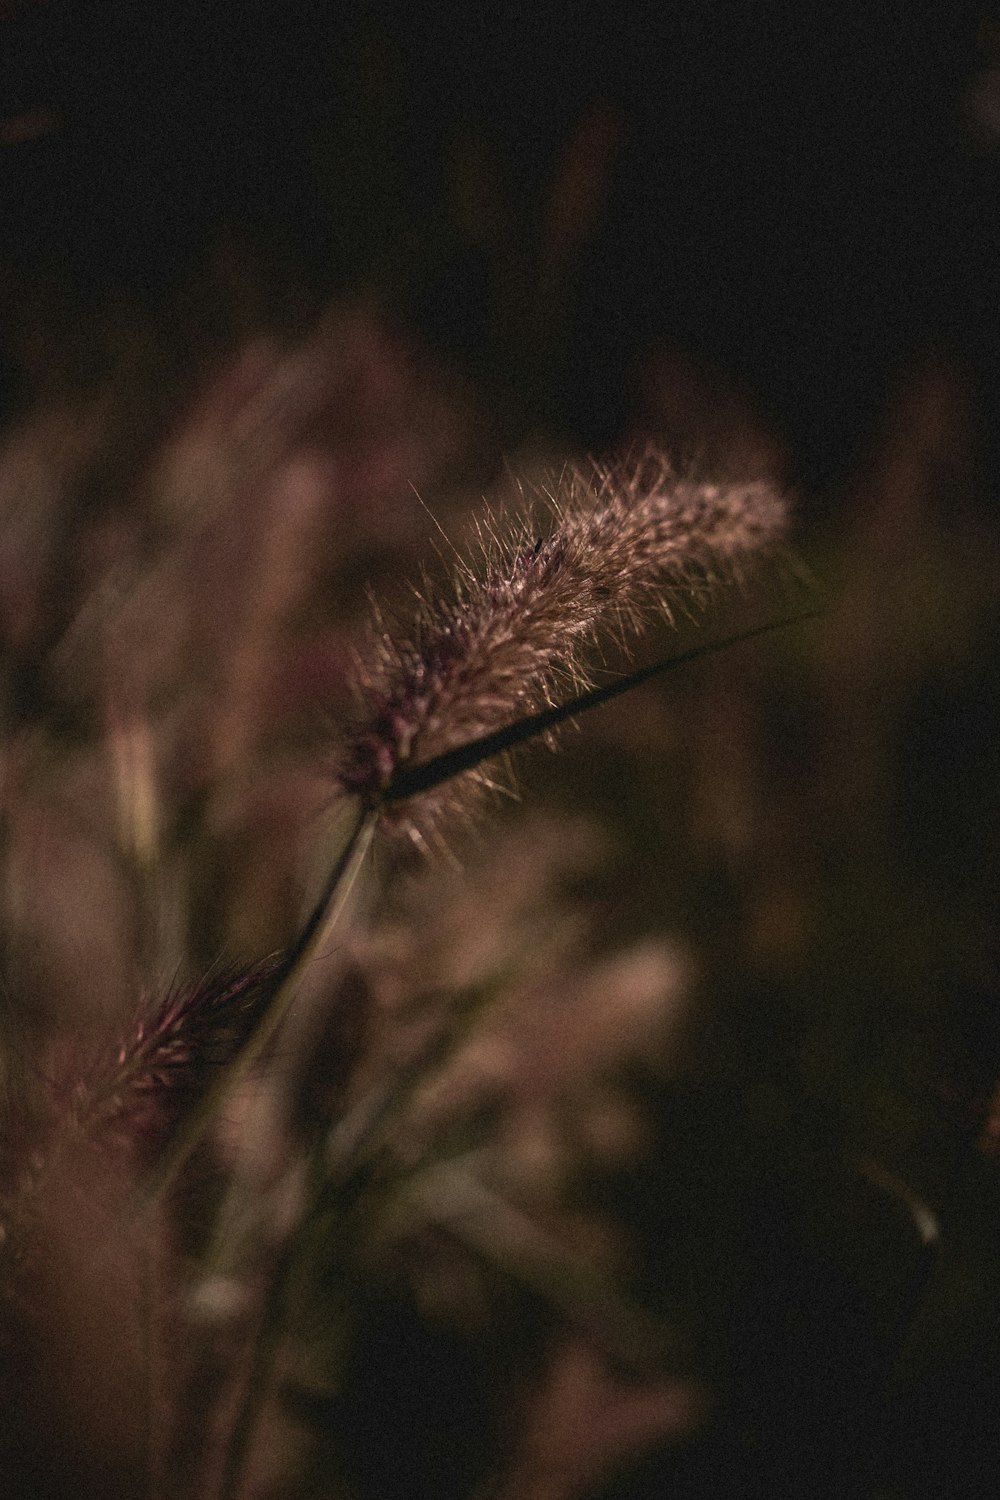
71 960 282 1158
338 451 788 835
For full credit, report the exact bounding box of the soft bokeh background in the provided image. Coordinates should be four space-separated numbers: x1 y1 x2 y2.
2 1 996 483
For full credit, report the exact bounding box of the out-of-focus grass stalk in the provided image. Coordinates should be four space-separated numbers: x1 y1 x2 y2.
142 802 375 1204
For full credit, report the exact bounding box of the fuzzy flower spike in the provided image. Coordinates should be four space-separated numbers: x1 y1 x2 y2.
339 451 789 839
60 960 284 1163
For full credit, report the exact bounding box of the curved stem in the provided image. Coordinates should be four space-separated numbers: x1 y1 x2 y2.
142 802 376 1204
217 1138 333 1500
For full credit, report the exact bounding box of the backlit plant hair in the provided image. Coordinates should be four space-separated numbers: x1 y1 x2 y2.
338 450 791 843
38 450 808 1200
64 960 284 1162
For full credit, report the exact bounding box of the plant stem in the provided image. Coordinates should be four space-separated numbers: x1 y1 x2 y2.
141 802 376 1205
217 1140 333 1500
216 1234 298 1500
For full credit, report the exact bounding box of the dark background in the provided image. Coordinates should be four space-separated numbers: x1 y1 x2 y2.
1 0 996 488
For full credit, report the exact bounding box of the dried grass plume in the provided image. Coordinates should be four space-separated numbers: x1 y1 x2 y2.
338 450 788 839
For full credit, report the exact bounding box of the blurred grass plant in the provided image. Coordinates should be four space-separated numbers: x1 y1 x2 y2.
0 312 807 1500
0 300 994 1500
2 18 998 1493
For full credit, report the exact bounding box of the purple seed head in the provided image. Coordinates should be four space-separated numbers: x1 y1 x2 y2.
338 451 788 839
